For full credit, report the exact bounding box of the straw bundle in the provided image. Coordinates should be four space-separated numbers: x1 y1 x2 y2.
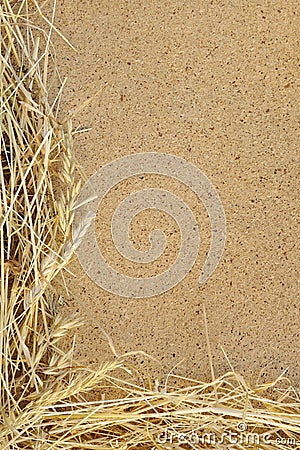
0 1 299 449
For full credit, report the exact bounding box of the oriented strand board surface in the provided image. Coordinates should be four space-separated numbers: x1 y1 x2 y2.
52 1 299 385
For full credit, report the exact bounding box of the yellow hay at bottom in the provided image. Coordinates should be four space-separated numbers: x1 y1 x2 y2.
0 1 299 449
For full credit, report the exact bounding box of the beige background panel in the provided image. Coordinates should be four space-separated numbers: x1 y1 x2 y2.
50 1 299 385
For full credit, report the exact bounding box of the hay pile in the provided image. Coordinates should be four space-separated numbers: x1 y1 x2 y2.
0 1 299 448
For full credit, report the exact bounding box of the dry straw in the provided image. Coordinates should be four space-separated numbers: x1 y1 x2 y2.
0 1 299 449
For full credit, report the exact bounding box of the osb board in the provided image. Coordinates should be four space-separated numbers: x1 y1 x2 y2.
49 0 299 385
